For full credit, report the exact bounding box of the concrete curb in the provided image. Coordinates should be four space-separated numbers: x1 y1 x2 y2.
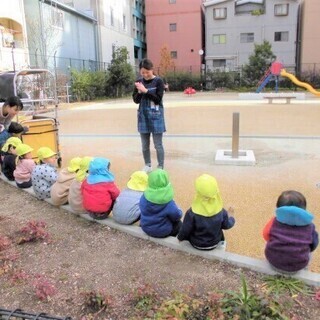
1 174 320 287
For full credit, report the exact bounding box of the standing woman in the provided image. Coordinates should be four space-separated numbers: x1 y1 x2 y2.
133 58 166 173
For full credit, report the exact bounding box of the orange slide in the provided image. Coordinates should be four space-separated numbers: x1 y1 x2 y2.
280 69 320 97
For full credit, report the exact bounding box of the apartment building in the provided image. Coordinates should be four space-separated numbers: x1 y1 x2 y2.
145 0 204 74
67 0 144 67
24 0 97 73
0 0 29 71
300 0 320 73
203 0 301 72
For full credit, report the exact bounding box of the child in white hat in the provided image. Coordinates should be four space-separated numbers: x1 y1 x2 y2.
13 143 36 188
31 147 58 200
112 171 148 225
50 157 82 206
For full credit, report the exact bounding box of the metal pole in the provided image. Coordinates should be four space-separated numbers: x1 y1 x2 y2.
232 112 240 158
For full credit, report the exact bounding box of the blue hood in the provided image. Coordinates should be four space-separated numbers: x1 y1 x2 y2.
87 158 114 184
276 206 314 226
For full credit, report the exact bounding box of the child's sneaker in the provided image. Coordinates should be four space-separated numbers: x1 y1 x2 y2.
142 165 152 173
218 241 227 251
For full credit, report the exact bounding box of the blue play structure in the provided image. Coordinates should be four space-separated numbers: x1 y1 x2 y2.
256 61 283 93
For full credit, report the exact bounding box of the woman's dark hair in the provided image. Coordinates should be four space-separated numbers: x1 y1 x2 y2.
139 58 153 70
276 190 307 209
4 96 23 110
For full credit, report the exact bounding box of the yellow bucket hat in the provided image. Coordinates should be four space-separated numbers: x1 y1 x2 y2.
127 171 148 191
37 147 56 161
1 137 22 152
191 174 223 217
67 157 82 173
16 143 33 157
75 156 93 182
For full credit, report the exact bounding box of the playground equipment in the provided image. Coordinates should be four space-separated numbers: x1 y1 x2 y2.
256 61 320 96
184 87 196 95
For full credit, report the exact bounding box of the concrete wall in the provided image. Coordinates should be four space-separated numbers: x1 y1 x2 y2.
300 0 320 72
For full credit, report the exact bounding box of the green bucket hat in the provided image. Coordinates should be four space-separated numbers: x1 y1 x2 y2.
144 169 174 204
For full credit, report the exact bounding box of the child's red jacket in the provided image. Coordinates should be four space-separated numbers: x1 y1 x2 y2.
81 179 120 213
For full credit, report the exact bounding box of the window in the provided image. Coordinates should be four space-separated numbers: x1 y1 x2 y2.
171 51 177 59
169 0 176 3
274 31 289 42
240 33 254 43
51 8 64 29
169 23 177 32
110 7 114 26
122 14 126 30
274 4 289 16
212 34 226 44
213 8 227 19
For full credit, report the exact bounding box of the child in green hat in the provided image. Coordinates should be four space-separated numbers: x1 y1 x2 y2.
139 169 182 238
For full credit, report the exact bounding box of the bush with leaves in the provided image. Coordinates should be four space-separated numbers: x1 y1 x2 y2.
242 40 276 87
165 71 202 91
106 46 135 98
71 70 107 101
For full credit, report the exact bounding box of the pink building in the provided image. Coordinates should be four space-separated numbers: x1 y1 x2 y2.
145 0 204 75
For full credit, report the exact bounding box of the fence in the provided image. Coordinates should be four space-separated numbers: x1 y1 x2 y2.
0 308 71 320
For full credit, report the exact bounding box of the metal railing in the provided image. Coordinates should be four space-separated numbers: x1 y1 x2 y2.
0 308 72 320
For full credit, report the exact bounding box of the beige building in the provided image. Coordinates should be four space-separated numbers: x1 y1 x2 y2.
0 0 29 71
300 0 320 73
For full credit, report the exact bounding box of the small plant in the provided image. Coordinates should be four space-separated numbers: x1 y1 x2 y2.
82 290 113 313
130 283 158 312
10 269 30 284
33 276 56 301
17 220 49 244
0 236 11 252
155 292 190 319
262 275 314 297
221 275 287 319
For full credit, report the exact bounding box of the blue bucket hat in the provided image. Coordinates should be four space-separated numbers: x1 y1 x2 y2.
87 157 114 184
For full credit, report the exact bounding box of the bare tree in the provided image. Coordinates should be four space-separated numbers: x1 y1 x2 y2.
26 17 62 69
158 44 175 76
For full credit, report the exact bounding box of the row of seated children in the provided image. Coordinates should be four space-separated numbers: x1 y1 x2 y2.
26 154 320 275
1 136 318 275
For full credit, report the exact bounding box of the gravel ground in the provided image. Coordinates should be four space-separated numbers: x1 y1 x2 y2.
0 180 320 319
1 93 320 318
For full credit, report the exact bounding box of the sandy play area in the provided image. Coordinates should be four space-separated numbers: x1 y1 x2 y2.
54 92 320 272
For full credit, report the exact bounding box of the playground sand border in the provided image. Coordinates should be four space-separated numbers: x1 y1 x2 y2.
1 174 319 287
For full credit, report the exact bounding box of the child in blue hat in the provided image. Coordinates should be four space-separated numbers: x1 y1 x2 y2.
81 157 120 219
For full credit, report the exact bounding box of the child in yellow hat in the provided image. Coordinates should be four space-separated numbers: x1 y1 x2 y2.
13 143 36 188
0 137 22 181
68 157 93 214
50 157 82 206
177 174 235 250
112 171 148 225
31 147 58 200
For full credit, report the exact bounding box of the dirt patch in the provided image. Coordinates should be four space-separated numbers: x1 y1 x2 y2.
0 181 320 319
